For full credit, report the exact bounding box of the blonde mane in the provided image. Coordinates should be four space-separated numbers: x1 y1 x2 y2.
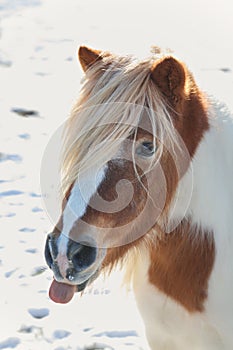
61 51 179 194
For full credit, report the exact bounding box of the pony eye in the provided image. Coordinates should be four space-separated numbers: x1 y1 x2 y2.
136 141 156 157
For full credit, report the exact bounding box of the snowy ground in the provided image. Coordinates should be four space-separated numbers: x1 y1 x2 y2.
0 0 232 349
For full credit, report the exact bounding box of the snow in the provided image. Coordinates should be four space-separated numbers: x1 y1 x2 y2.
28 308 50 319
0 0 232 349
0 338 21 349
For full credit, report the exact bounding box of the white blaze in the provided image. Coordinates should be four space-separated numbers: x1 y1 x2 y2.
58 165 107 255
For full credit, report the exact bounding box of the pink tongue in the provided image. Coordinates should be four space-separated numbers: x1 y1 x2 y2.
49 279 76 304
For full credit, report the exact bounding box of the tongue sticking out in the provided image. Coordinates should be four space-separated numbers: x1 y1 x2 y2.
49 279 77 304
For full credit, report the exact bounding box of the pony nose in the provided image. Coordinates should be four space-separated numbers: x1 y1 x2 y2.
45 233 97 274
69 240 97 272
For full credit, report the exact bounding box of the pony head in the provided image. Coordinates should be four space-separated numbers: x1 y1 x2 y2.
44 46 208 303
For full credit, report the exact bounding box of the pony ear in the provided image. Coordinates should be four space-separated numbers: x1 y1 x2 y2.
151 57 186 105
78 46 102 72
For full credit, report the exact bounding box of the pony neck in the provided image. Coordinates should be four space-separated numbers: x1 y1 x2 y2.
180 99 233 237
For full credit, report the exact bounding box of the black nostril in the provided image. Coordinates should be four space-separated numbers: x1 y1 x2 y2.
72 244 97 271
44 234 53 268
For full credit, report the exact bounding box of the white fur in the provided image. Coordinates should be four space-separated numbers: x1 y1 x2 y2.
58 165 106 255
132 100 233 349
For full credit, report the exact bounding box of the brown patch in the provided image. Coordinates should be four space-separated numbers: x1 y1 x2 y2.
148 219 215 312
177 88 209 158
159 147 179 217
100 143 186 273
151 56 209 157
81 160 148 228
100 152 179 271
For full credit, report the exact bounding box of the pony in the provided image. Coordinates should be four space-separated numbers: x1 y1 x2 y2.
44 45 233 349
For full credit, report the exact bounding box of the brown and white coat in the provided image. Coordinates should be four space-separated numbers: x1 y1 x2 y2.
45 46 233 350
